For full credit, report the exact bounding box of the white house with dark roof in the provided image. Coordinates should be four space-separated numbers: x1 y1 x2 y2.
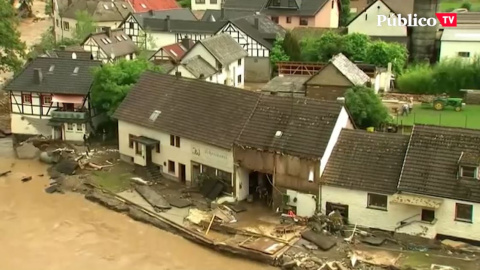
440 29 480 60
347 0 408 45
114 72 353 216
82 27 138 63
191 0 222 11
169 33 247 87
4 57 102 141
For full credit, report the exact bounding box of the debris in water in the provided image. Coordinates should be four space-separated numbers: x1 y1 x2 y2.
0 170 11 177
21 176 32 182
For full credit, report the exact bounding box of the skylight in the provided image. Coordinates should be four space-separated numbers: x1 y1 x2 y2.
73 67 79 74
115 36 122 41
141 3 147 8
170 49 178 57
103 4 109 9
101 38 108 44
105 38 112 44
121 34 128 40
49 65 55 72
149 110 161 122
122 4 127 9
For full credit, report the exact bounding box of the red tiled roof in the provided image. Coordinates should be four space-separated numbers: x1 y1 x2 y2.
161 41 194 61
128 0 179 12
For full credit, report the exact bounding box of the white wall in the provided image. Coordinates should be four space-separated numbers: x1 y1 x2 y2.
217 23 270 58
439 41 480 60
11 114 50 136
55 15 119 42
434 198 480 240
118 120 234 184
63 123 87 141
191 0 222 11
149 32 176 51
320 107 352 176
329 0 340 28
348 0 407 37
236 166 250 201
287 189 317 217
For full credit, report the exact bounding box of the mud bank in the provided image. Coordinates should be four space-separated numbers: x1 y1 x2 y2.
84 185 279 266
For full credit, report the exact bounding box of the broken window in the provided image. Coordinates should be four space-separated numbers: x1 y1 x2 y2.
367 193 387 210
202 165 216 177
421 209 435 222
455 203 473 223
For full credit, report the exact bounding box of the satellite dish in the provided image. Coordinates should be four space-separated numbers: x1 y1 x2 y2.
72 52 77 59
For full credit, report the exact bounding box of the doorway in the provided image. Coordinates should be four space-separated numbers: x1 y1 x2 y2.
53 126 63 140
248 171 273 206
326 202 349 222
179 163 186 183
145 145 152 166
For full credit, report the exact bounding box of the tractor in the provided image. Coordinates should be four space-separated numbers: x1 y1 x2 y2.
432 97 464 112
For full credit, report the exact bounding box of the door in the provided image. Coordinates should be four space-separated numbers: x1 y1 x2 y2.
145 145 152 166
179 163 186 183
191 162 200 186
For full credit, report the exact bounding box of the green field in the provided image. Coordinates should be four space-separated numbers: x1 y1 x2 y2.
392 104 480 129
439 0 480 11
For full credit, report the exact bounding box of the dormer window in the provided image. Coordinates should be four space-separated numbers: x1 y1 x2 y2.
460 166 478 179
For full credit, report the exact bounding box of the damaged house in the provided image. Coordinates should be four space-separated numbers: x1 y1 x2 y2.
114 72 354 217
321 125 480 242
5 57 102 141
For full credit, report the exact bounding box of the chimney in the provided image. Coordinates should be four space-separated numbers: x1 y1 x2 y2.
165 15 171 31
59 45 66 51
175 71 181 78
254 17 259 29
103 27 112 38
149 9 154 16
33 68 43 84
220 8 225 20
181 36 191 50
199 74 205 79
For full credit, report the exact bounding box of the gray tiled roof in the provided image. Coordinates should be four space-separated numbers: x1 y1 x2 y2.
262 0 329 16
322 129 409 194
131 8 197 25
61 0 133 21
261 75 308 95
114 72 260 149
198 33 247 66
223 0 267 11
398 125 480 203
5 57 101 95
236 95 343 159
330 53 370 86
85 29 138 57
179 55 217 78
201 9 257 21
143 18 225 33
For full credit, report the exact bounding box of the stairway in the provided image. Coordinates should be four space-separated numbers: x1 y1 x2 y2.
145 164 162 182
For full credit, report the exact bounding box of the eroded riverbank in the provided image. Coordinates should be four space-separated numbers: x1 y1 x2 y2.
0 157 274 270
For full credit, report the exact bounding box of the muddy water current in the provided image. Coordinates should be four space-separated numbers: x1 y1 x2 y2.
0 139 273 270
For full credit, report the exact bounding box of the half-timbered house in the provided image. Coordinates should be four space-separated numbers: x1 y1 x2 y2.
4 57 102 141
169 33 247 88
120 9 197 48
149 38 194 67
82 27 139 63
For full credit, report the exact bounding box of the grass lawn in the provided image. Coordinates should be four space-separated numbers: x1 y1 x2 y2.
91 171 133 193
392 104 480 129
439 0 480 11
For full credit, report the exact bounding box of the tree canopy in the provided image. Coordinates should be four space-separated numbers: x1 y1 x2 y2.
91 59 163 117
339 0 351 26
0 0 27 72
270 37 290 68
345 86 391 129
74 10 97 42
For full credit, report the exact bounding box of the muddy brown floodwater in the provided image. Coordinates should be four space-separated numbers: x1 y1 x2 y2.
0 145 274 270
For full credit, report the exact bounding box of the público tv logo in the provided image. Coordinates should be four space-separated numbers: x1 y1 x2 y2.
377 13 457 27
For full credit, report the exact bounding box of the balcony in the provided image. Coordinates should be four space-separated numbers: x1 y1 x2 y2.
51 109 87 120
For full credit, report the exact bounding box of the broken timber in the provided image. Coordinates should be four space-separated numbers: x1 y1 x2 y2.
0 170 11 177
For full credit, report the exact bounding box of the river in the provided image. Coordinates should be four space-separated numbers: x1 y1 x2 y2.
0 138 273 270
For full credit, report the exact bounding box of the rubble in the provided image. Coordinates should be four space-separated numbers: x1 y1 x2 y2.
53 159 78 175
21 176 32 182
0 170 11 177
135 185 171 211
15 142 40 159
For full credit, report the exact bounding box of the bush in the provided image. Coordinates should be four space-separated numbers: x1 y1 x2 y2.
345 86 391 128
461 1 472 10
397 57 480 96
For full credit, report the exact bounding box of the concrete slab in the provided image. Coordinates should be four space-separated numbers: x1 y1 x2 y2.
301 230 336 251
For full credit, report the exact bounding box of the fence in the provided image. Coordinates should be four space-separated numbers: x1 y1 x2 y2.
394 112 480 130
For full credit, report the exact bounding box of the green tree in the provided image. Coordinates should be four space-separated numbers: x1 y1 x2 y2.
27 27 78 59
345 86 391 129
315 31 344 61
365 41 408 74
282 31 301 61
45 0 53 16
91 59 163 116
461 1 472 10
177 0 191 8
74 10 97 42
270 37 290 67
0 0 27 72
339 0 351 26
342 33 370 61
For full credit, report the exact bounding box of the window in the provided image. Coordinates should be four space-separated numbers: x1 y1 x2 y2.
224 80 228 85
175 136 180 148
455 203 473 223
195 0 205 3
237 74 242 83
129 134 135 148
155 143 160 153
299 17 308 26
170 135 175 146
67 123 73 131
458 52 470 58
63 21 70 31
331 0 334 8
271 16 279 23
76 123 83 131
365 14 368 20
238 59 242 66
421 209 435 222
217 170 232 183
168 160 175 173
210 0 217 3
22 94 32 104
461 166 477 178
135 142 142 155
367 193 387 210
129 22 134 29
41 95 52 105
202 165 216 177
286 17 292 23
